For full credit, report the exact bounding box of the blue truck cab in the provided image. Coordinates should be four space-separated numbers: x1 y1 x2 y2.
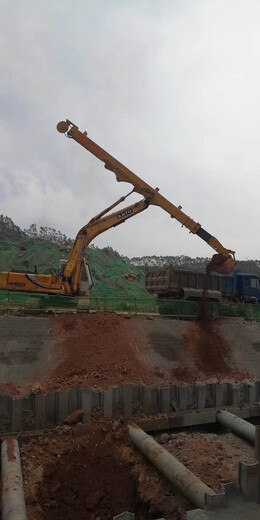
200 270 260 303
233 272 260 303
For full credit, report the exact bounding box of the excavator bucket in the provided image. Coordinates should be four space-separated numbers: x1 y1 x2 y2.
207 254 236 275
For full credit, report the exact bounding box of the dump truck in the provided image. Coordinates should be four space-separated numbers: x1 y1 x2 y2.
145 266 260 304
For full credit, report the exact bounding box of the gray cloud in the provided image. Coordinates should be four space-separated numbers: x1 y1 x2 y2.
1 0 260 259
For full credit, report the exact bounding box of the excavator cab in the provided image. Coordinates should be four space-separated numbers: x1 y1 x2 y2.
59 258 93 295
79 261 93 295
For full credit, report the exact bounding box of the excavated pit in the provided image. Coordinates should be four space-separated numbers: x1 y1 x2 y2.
38 441 151 520
22 427 171 520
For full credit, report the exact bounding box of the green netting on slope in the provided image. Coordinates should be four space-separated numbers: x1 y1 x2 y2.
87 247 155 301
0 242 20 271
0 241 18 251
14 240 67 273
87 247 141 279
0 240 68 274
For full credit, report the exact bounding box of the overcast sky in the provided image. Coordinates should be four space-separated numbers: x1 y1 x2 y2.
1 0 260 260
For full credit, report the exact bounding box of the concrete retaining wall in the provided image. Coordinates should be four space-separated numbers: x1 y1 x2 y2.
0 381 259 433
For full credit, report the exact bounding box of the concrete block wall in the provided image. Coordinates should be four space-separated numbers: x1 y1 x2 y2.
0 381 259 434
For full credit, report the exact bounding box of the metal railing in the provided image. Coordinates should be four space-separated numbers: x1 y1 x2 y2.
1 290 260 318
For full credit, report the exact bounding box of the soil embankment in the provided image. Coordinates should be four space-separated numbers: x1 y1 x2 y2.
0 313 259 396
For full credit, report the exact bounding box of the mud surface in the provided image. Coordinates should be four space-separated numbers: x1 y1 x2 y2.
38 433 151 520
0 314 259 396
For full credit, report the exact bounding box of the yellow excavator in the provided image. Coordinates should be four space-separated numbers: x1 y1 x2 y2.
0 120 236 296
0 195 150 295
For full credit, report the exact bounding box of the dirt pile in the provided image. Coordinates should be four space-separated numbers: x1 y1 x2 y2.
180 319 250 381
29 313 165 394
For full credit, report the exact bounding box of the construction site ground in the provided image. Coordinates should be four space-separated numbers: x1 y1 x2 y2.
20 419 258 520
1 311 260 519
0 313 259 396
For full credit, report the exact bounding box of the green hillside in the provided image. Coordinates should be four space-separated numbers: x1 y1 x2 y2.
87 246 147 297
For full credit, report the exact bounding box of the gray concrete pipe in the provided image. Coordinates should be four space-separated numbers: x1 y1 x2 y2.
216 409 255 444
128 422 218 509
1 437 27 520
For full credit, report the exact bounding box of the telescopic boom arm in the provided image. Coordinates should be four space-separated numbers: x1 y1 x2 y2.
57 119 236 274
